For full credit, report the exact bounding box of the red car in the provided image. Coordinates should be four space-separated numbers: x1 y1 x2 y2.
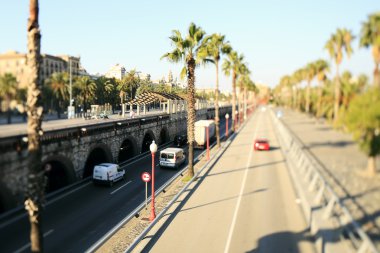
254 139 270 151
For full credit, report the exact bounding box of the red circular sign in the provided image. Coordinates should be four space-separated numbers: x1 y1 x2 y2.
141 172 151 182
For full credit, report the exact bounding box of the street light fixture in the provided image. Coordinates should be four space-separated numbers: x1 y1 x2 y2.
149 140 158 221
225 113 229 137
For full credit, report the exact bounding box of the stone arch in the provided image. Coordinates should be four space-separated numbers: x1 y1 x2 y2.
141 130 156 153
118 136 138 163
42 155 76 193
83 143 113 178
159 126 169 145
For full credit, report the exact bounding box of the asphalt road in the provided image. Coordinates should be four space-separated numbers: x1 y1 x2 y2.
142 109 316 253
0 118 230 253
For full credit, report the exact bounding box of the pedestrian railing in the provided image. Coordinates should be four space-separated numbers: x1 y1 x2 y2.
271 109 379 253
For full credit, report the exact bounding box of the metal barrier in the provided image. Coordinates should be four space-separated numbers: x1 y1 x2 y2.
271 109 379 253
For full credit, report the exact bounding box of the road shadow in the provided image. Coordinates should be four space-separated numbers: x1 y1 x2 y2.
308 140 354 148
205 160 285 178
246 229 315 253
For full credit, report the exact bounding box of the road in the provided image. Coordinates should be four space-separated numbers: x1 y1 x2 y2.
140 108 316 253
0 118 230 253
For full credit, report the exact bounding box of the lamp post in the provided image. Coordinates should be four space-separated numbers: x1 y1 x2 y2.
225 113 229 137
149 140 158 221
235 111 238 130
206 126 210 161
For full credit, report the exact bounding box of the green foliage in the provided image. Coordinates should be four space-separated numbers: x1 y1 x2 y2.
344 87 380 157
0 73 18 101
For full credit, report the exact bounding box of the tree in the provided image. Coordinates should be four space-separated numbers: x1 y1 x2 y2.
199 33 231 148
305 62 316 113
0 73 18 124
74 76 96 112
325 28 354 125
117 69 140 116
314 59 330 118
344 87 380 176
223 50 245 132
45 72 69 118
360 12 380 88
25 0 44 251
161 23 211 177
291 68 306 110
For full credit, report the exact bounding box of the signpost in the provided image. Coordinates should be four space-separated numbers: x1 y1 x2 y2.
141 172 151 209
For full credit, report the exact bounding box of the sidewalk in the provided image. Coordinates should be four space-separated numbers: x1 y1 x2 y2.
280 108 380 249
132 109 315 253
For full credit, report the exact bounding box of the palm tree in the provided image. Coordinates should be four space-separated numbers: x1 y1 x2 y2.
199 33 231 148
25 0 44 251
74 76 96 113
223 50 245 132
117 69 140 116
45 72 69 118
0 73 18 124
161 23 211 177
360 12 380 88
314 59 330 118
292 68 306 110
325 28 354 125
305 62 316 113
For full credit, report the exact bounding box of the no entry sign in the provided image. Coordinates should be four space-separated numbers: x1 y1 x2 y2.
141 172 151 182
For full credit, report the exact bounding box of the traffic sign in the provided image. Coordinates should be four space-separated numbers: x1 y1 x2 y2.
141 172 151 182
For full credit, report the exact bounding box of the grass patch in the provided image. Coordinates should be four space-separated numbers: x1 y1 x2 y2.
182 174 193 183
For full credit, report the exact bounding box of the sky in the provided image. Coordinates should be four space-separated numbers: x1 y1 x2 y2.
0 0 379 91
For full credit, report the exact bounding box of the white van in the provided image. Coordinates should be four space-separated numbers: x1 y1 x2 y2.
159 148 186 169
93 163 125 186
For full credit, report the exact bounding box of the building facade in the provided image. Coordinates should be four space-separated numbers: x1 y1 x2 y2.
0 50 81 89
105 64 126 80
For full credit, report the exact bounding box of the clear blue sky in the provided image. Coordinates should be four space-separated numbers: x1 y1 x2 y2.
1 0 379 91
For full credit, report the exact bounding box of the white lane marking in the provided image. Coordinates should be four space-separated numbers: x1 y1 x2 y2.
224 112 260 253
13 229 54 253
47 181 92 206
110 181 132 195
1 182 93 230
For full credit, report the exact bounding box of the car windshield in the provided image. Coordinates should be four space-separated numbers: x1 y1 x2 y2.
257 140 268 144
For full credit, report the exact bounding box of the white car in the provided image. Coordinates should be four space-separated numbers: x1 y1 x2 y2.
159 148 186 169
93 163 125 186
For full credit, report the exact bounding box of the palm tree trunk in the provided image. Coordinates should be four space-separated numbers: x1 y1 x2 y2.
232 72 236 132
306 80 311 113
187 58 196 177
6 97 12 124
333 64 341 125
367 156 377 176
25 0 44 252
374 61 380 88
215 62 220 148
317 82 323 119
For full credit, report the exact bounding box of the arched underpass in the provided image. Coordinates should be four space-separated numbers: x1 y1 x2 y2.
141 131 156 153
83 145 112 178
43 158 75 193
159 127 168 145
118 138 137 163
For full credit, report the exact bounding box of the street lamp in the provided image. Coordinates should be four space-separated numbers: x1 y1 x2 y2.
235 111 238 130
225 113 229 137
206 125 210 160
149 140 158 221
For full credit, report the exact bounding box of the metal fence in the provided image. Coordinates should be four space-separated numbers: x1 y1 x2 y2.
271 109 379 253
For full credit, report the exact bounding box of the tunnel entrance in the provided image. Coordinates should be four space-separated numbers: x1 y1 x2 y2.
43 160 73 193
83 146 112 178
118 138 136 163
141 131 155 153
159 127 168 145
